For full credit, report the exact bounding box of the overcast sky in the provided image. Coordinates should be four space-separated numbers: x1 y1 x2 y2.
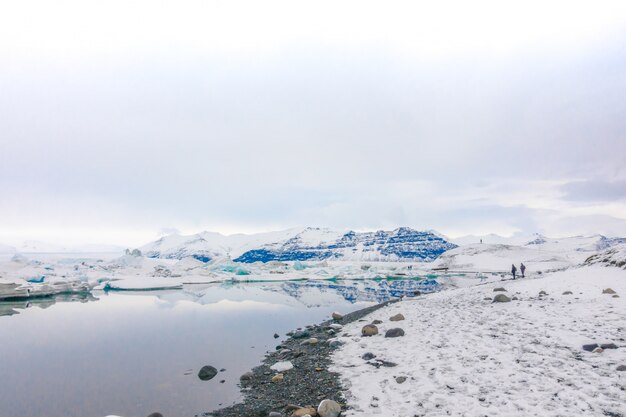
1 0 626 246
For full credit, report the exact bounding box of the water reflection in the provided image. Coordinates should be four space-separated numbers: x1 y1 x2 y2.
0 278 439 417
0 292 98 317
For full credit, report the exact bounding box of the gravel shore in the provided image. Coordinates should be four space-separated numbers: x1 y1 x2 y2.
205 299 399 417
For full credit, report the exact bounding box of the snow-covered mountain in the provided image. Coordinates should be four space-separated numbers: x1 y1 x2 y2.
140 227 458 263
524 234 626 252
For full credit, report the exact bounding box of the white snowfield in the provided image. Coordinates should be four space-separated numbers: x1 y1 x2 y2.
331 266 626 417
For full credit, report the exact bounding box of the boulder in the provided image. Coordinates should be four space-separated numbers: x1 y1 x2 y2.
617 365 626 372
272 373 284 383
493 287 507 292
492 294 511 303
395 376 407 384
300 338 319 346
317 399 341 417
198 365 218 381
582 343 599 352
361 324 378 337
240 371 254 381
332 312 343 321
147 413 163 417
562 291 573 295
292 407 317 416
603 288 617 294
362 352 376 360
385 328 405 338
389 313 405 322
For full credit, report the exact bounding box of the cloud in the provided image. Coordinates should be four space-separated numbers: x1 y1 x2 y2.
561 180 626 202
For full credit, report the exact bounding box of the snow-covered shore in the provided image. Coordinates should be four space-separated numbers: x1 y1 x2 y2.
331 266 626 416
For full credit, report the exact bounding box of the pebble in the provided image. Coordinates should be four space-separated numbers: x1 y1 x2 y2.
617 365 626 371
395 376 407 384
562 291 573 295
362 352 376 360
271 373 284 383
371 319 383 325
300 338 319 346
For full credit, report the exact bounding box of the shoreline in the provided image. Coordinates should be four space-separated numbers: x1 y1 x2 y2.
205 298 400 417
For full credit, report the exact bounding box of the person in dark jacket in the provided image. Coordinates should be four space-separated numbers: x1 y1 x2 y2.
520 263 526 278
511 264 517 279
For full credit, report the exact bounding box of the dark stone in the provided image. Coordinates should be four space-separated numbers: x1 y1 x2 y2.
292 330 310 339
385 328 405 338
362 352 376 360
147 413 163 417
371 319 383 325
600 343 618 349
274 333 280 339
198 365 218 381
582 344 600 352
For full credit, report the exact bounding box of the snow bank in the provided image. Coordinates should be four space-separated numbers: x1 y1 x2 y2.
331 266 626 416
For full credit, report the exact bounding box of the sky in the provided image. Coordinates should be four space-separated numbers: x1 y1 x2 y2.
1 0 626 247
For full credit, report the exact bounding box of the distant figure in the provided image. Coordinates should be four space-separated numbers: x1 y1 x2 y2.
511 264 517 280
520 263 526 278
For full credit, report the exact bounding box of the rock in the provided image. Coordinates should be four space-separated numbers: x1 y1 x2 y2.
389 313 405 322
272 373 284 383
539 291 548 296
368 359 397 368
395 376 407 384
270 361 294 372
414 290 421 296
240 371 254 381
292 407 317 416
371 319 383 325
613 294 620 298
385 328 405 338
274 333 280 339
328 339 343 348
361 324 378 337
600 343 618 349
603 288 616 294
512 296 519 300
147 413 163 417
483 297 492 301
300 338 319 346
492 294 511 303
616 365 626 371
593 347 604 353
293 330 311 339
329 323 342 330
332 312 343 321
269 412 282 417
362 352 376 360
317 399 341 417
582 344 599 352
493 287 507 292
562 291 573 295
198 365 218 381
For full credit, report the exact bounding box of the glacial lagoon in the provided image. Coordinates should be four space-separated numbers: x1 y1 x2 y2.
0 278 439 417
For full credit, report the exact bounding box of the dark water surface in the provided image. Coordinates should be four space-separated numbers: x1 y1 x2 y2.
0 279 438 417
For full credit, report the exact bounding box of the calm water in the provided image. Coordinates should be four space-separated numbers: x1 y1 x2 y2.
0 279 438 417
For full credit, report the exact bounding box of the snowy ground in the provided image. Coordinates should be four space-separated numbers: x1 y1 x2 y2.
331 266 626 417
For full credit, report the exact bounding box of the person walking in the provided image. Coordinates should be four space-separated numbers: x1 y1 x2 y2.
511 264 517 280
520 263 526 278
